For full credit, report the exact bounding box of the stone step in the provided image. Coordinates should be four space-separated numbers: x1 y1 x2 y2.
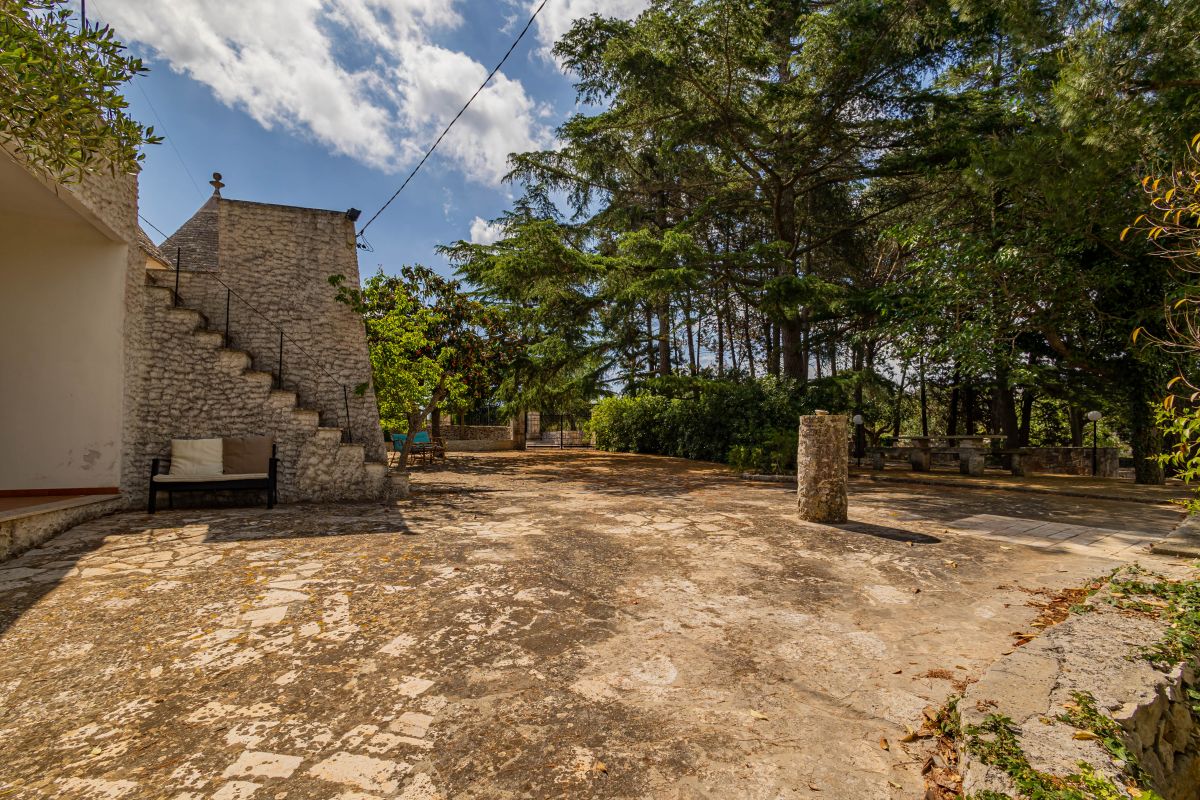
145 283 175 303
290 408 320 427
267 389 298 411
164 306 204 330
216 349 252 371
315 427 344 443
241 371 275 390
192 329 225 349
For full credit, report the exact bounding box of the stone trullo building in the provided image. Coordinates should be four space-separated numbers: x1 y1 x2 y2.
0 151 389 561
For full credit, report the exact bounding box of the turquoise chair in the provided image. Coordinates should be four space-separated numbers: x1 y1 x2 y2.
390 433 406 452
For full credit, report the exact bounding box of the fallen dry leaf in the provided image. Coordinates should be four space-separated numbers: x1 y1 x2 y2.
750 710 769 720
1072 731 1100 741
879 737 890 750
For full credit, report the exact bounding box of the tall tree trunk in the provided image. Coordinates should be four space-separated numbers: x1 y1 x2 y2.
919 353 928 437
765 321 779 377
946 367 960 436
852 344 864 430
716 291 725 378
1127 359 1165 485
964 383 978 435
1018 390 1035 447
1068 405 1084 447
742 298 756 379
684 292 697 376
800 311 810 385
657 303 671 378
645 306 656 376
773 323 782 378
992 363 1020 444
893 362 909 438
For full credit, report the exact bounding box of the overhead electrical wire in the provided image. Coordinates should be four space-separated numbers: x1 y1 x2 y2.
355 0 551 239
84 0 206 202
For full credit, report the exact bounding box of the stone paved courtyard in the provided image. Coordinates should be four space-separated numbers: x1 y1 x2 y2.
0 451 1186 799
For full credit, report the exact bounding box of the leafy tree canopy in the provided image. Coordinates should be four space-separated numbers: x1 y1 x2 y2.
0 0 160 181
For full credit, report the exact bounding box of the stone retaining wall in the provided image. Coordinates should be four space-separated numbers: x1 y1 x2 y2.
1019 446 1119 477
0 497 123 563
442 425 511 441
444 439 515 452
960 583 1199 798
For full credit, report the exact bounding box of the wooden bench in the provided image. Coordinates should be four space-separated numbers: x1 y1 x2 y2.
149 436 278 513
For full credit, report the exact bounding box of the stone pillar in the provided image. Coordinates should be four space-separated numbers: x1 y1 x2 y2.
910 448 931 472
510 412 527 451
796 412 848 523
959 449 985 477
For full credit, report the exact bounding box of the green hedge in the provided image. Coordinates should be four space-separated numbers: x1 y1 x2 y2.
590 377 807 472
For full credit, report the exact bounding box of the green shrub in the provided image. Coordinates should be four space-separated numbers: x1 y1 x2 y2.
591 377 806 469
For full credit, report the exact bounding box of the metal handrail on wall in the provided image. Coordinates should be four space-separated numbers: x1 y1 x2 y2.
163 250 357 444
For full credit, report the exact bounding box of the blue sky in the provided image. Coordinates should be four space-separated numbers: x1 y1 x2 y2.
89 0 648 278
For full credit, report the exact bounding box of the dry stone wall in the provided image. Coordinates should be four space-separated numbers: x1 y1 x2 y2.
960 584 1200 798
131 284 387 506
1019 446 1119 477
162 198 385 461
442 425 512 441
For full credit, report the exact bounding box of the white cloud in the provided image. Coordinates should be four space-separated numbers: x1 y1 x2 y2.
529 0 650 59
96 0 549 184
469 216 507 245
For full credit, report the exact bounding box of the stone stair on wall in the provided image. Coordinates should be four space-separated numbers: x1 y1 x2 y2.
137 281 389 506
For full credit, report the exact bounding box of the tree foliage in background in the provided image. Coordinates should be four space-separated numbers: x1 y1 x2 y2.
332 267 510 468
1130 135 1200 507
0 0 159 181
447 0 1200 483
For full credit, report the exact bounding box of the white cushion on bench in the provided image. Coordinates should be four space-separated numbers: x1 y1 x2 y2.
153 473 268 483
169 438 223 475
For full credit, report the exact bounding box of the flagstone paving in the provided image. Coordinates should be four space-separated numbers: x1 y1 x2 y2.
0 451 1187 799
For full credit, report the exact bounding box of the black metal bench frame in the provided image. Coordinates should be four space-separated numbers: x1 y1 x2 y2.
148 446 278 513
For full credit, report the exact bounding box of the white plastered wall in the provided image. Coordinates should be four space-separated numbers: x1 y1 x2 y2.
0 212 127 490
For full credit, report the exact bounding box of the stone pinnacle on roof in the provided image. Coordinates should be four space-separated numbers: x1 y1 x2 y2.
210 172 225 197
